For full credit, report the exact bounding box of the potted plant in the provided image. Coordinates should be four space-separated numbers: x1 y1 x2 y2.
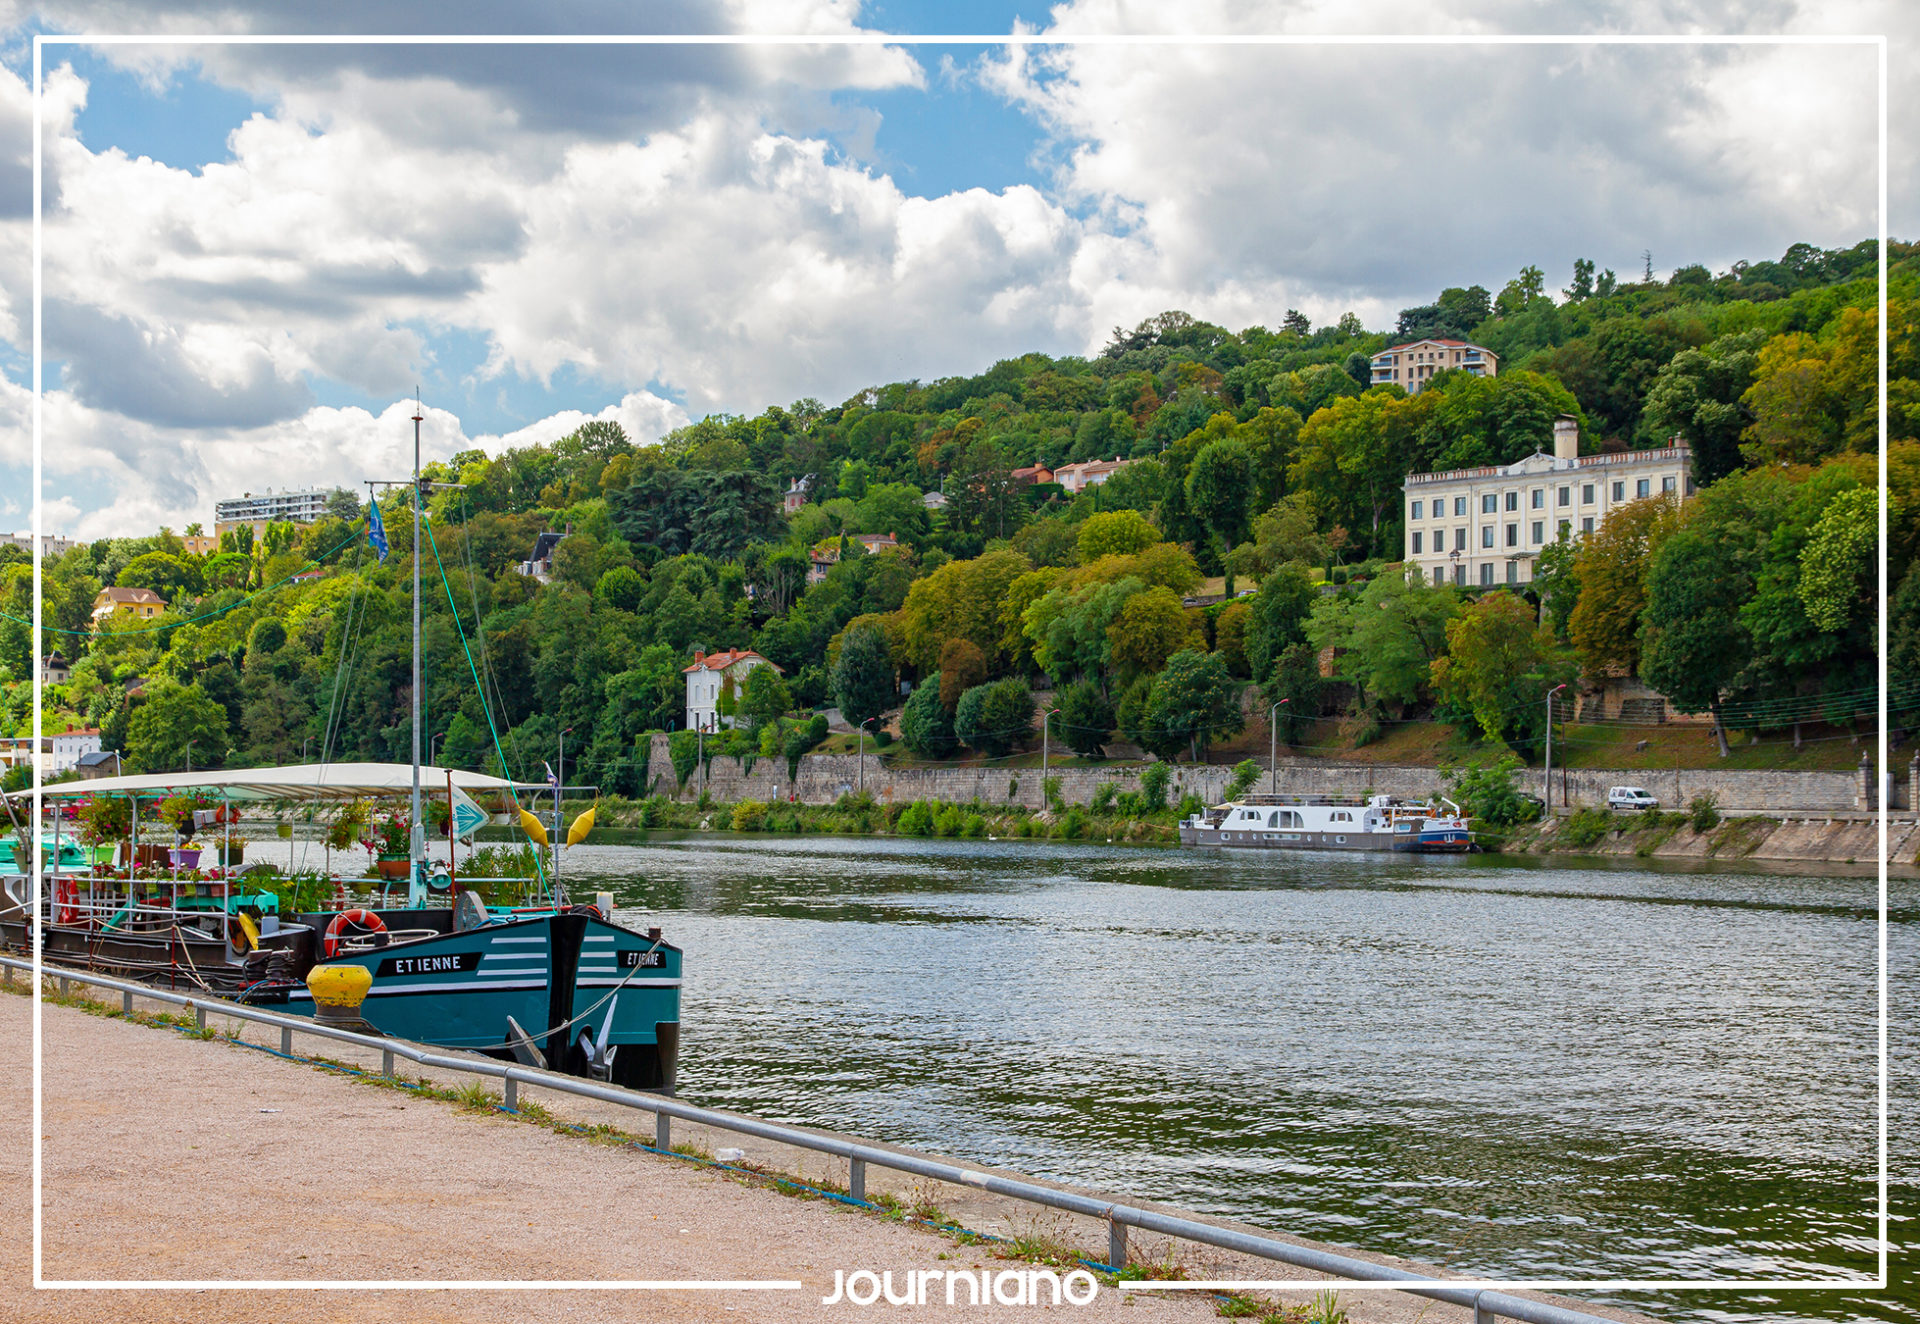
364 810 412 879
78 795 131 867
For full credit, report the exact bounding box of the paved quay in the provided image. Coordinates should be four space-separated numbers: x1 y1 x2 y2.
0 985 1651 1324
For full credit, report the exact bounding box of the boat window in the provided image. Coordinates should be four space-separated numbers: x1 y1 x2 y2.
1268 811 1280 828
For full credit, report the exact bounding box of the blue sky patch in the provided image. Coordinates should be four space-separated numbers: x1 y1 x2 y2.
69 49 267 172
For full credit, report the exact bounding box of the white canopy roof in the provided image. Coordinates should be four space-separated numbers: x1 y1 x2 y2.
18 762 542 803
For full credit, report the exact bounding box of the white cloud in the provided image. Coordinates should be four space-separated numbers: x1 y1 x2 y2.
0 0 1912 538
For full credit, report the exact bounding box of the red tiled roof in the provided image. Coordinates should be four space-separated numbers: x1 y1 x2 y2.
96 585 164 605
681 649 783 675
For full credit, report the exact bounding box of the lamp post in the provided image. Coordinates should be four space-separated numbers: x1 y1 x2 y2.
1268 699 1290 795
1544 683 1567 809
858 717 877 795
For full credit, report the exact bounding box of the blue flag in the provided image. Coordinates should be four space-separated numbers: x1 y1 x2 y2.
367 498 389 563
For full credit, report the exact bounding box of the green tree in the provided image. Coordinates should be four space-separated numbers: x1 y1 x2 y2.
947 436 1024 542
1290 390 1424 553
1107 587 1192 683
1242 562 1317 685
1567 495 1680 676
1429 593 1575 749
830 624 895 728
1532 531 1581 642
1054 679 1116 758
1185 435 1256 558
1643 328 1766 485
739 663 792 732
1797 486 1877 632
1142 649 1242 762
1075 509 1159 563
1308 568 1458 708
118 551 203 603
126 681 229 772
954 677 1033 756
899 676 957 758
1263 642 1322 744
595 564 647 612
1635 521 1758 752
897 547 1031 672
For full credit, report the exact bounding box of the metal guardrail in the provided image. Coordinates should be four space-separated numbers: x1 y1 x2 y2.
5 953 1633 1324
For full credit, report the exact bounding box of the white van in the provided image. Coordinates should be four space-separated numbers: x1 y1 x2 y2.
1607 786 1659 811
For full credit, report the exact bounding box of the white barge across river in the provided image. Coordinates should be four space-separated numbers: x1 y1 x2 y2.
1178 793 1473 853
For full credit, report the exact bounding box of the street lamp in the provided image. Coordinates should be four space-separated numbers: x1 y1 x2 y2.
1268 699 1290 795
430 731 447 767
1544 683 1567 809
858 717 878 795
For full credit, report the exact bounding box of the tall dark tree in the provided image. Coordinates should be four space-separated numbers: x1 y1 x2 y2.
831 624 895 728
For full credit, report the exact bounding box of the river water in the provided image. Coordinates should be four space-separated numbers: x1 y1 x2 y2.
552 835 1911 1323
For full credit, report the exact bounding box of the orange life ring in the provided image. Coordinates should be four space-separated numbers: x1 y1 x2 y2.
54 877 79 925
323 908 387 958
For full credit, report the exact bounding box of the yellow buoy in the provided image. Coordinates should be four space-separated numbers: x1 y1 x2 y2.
306 963 372 1010
566 805 596 848
518 807 550 848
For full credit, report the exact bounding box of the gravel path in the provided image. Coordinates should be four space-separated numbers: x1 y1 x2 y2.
0 984 1646 1324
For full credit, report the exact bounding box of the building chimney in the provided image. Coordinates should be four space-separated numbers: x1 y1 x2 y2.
1553 415 1579 463
693 650 705 665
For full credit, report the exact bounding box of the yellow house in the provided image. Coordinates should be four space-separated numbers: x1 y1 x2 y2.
91 585 166 624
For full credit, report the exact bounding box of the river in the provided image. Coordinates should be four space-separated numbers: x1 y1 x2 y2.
553 835 1907 1323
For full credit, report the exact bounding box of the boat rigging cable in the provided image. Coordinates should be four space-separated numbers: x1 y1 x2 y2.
425 516 550 897
456 491 520 782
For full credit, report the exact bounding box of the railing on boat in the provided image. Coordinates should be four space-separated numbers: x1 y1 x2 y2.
3 952 1646 1324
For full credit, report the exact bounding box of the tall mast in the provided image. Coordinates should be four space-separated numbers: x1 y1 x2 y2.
410 391 425 887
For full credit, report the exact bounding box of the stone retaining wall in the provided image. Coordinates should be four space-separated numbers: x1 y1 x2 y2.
644 735 1867 814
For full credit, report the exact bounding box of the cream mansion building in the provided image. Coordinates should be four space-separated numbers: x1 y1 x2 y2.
1402 416 1694 587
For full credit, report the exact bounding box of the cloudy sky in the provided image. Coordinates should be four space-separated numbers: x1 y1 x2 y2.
0 1 1908 540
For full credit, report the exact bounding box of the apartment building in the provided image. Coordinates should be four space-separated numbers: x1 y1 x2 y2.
1402 417 1694 588
1370 339 1498 394
214 487 330 538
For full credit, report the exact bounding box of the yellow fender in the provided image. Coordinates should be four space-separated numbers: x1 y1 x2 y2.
566 804 596 848
518 807 550 848
228 911 259 952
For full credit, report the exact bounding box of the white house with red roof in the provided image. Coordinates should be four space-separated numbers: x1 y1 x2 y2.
49 726 101 774
1369 338 1499 395
682 649 782 732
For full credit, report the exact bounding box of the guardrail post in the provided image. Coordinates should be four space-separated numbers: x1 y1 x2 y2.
655 1110 671 1151
2 964 11 989
849 1158 866 1202
1108 1217 1127 1271
121 990 132 1014
280 1026 292 1055
381 1048 395 1077
57 976 69 999
1474 1293 1495 1324
503 1076 517 1110
194 1005 205 1032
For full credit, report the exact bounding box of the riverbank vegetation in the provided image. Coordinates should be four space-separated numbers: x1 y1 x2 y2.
517 790 1196 846
5 237 1908 792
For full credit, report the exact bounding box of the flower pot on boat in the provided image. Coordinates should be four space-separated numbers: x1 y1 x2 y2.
374 855 411 880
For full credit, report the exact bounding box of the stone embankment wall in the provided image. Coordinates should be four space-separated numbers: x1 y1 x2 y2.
644 735 1869 814
1509 811 1910 867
